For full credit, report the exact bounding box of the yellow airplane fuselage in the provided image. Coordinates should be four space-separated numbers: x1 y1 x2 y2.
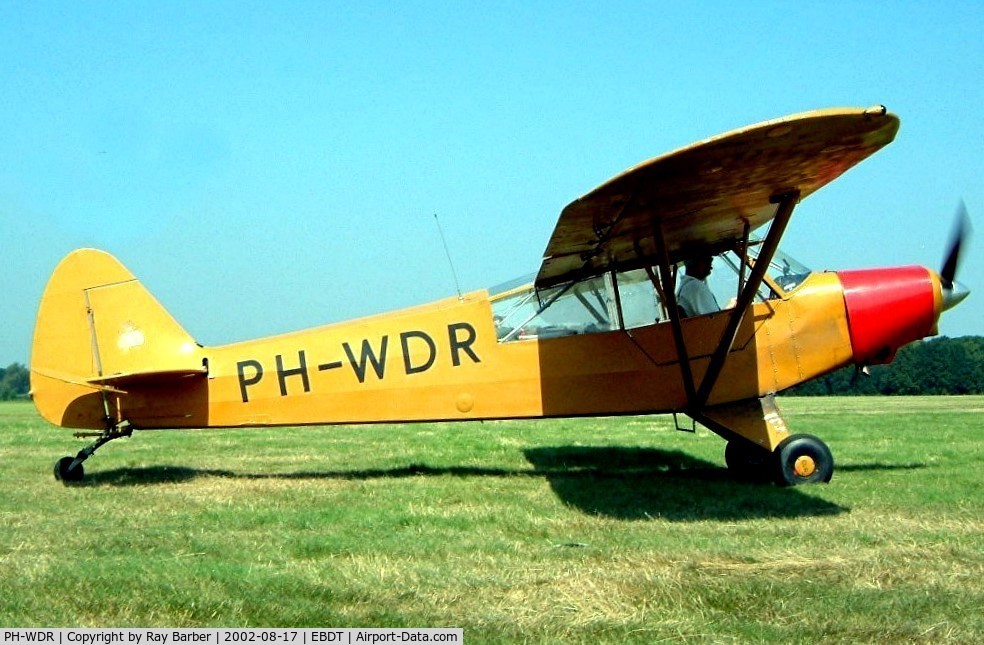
32 249 860 438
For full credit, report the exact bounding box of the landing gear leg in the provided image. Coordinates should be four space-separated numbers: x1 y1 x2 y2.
694 396 836 486
53 421 132 484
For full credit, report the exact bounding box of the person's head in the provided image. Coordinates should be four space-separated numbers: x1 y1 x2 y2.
684 255 713 280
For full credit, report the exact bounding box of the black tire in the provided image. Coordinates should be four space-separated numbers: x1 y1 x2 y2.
724 440 771 481
54 456 84 483
772 434 833 486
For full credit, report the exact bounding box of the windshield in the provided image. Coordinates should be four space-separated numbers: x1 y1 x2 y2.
747 244 813 292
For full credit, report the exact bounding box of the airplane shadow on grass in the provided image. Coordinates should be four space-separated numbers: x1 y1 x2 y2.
72 445 891 521
522 446 848 521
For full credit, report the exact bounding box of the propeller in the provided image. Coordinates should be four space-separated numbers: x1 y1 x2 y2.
940 201 971 311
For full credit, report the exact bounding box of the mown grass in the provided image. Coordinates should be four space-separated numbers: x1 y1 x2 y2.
1 397 982 641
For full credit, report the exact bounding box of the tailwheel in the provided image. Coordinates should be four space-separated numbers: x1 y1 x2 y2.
54 456 84 483
772 434 834 486
53 421 132 485
724 439 771 481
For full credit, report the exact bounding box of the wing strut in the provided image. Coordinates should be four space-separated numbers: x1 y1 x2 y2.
650 220 698 407
736 219 751 295
693 191 800 408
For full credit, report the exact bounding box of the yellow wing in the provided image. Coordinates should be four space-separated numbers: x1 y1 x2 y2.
535 106 900 288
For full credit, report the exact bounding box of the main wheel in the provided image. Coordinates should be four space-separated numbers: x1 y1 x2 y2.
772 434 833 486
724 440 771 481
54 456 84 483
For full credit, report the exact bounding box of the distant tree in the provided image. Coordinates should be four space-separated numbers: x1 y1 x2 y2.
786 336 984 395
0 363 30 400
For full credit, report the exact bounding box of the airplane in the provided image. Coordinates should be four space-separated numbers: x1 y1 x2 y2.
30 105 970 487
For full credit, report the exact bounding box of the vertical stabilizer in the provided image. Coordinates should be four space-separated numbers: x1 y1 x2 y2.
31 249 205 429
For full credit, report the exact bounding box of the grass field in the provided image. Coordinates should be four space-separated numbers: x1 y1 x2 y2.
1 397 982 641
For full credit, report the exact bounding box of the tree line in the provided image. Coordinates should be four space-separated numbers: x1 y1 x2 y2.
2 336 983 400
0 363 30 400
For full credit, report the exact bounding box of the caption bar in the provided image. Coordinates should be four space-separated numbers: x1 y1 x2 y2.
1 631 461 645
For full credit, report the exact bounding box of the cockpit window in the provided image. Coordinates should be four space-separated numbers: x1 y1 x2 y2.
491 269 663 341
490 245 813 341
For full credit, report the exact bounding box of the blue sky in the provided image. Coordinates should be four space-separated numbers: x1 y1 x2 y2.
2 1 981 366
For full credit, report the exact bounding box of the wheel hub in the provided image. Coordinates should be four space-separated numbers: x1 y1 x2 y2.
793 455 817 477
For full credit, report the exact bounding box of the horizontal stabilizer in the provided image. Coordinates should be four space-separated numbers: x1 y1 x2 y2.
87 367 209 389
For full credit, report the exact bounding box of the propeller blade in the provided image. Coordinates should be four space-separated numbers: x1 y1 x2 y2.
940 200 971 288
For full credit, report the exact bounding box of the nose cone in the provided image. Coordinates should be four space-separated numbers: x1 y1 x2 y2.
837 266 937 365
941 280 970 312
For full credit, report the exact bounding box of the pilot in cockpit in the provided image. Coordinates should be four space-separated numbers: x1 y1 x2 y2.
677 255 721 317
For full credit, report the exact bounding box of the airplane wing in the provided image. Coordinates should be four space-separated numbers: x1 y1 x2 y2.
535 106 900 289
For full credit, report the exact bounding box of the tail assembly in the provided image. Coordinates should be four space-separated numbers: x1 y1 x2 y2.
31 249 208 431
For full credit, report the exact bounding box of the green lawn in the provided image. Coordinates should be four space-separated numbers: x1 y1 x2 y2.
1 397 982 642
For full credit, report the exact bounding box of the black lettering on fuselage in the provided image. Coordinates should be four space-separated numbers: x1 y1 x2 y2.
276 350 311 396
343 337 389 383
236 321 481 402
237 359 264 403
400 330 437 374
448 322 481 366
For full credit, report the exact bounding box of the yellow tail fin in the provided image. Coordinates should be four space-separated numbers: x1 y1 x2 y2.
31 249 206 429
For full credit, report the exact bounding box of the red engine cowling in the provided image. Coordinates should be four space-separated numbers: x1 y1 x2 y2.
837 266 939 365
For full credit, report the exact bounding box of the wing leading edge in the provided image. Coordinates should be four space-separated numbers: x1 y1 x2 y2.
535 106 900 289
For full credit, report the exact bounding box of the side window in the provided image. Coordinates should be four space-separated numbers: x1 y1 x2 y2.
491 276 618 341
615 269 662 328
712 253 773 305
674 255 741 316
491 286 539 340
